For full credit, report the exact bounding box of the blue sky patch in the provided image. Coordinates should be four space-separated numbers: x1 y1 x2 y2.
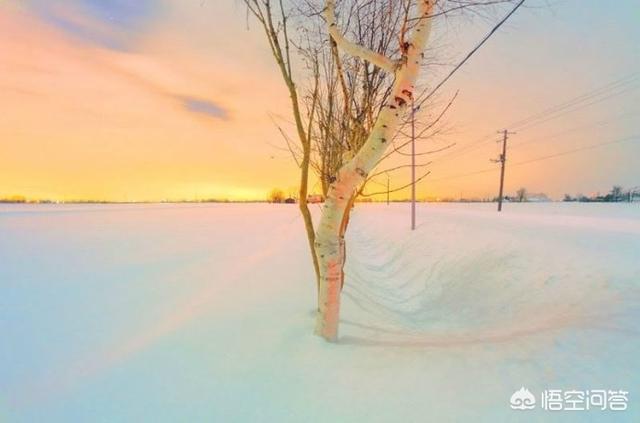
30 0 156 51
79 0 155 31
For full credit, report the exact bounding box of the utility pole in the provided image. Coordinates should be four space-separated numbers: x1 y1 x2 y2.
386 173 390 206
492 129 515 212
411 98 417 230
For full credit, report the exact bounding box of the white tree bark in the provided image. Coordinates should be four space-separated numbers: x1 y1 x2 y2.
315 0 435 341
324 1 396 73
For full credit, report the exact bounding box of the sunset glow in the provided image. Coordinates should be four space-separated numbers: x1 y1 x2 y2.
2 2 640 421
1 0 638 201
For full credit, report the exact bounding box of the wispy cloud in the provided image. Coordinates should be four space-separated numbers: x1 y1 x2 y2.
78 0 155 30
28 0 157 51
181 97 229 120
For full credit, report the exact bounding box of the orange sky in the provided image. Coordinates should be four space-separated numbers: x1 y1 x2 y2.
1 1 638 201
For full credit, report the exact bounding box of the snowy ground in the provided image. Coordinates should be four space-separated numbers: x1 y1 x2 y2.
1 202 639 422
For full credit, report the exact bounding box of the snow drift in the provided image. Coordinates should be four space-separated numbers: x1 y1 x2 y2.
1 203 638 421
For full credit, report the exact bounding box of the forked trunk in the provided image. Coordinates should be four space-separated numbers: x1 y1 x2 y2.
315 0 435 341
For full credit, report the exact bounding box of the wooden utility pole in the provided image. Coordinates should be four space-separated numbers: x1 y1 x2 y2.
411 99 417 230
493 130 515 212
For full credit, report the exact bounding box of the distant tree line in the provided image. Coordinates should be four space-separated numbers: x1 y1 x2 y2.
0 195 28 203
563 185 639 202
0 196 259 204
492 187 550 203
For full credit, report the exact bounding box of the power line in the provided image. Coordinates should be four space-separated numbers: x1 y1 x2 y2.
509 135 639 167
428 133 495 164
509 72 638 130
414 0 527 109
512 82 639 132
430 167 497 182
509 111 639 150
427 72 639 165
429 135 639 182
389 0 526 154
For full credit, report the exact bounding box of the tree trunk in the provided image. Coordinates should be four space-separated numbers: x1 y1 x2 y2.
299 179 321 292
315 0 435 341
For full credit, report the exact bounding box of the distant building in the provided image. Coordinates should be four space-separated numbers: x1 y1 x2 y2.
307 194 324 204
527 193 551 202
284 198 296 204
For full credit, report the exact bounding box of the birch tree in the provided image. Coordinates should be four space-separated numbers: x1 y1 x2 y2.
314 0 436 341
243 0 521 341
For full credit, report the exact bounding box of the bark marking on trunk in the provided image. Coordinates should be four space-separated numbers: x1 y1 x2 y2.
315 0 435 341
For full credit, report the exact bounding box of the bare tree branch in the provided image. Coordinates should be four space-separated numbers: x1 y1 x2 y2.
361 171 432 197
324 0 396 72
369 161 432 179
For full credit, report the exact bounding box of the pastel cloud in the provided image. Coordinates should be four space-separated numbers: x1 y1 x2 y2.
27 0 157 51
75 0 155 30
0 3 296 201
181 97 229 120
